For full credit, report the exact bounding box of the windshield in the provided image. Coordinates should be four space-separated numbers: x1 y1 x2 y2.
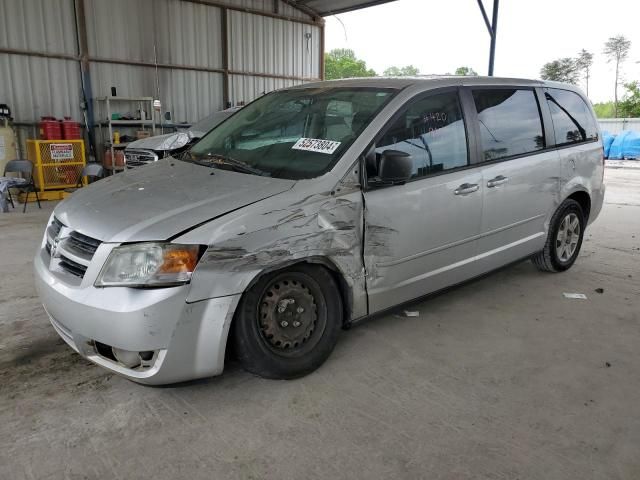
187 87 397 179
189 108 239 138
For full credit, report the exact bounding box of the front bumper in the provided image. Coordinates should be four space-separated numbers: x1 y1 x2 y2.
34 246 240 385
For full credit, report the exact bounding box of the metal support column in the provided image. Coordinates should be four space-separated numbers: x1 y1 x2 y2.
73 0 96 157
477 0 499 76
221 7 230 108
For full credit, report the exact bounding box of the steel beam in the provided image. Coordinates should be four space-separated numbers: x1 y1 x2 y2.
477 0 499 76
488 0 499 76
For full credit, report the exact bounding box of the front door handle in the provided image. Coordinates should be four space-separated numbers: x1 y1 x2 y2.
454 183 479 195
487 175 509 188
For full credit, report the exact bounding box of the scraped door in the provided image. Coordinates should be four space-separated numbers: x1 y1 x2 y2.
362 89 484 313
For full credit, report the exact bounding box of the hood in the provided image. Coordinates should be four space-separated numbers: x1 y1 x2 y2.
126 132 190 152
55 159 295 243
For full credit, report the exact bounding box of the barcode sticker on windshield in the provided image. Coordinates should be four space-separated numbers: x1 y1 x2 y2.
292 138 341 155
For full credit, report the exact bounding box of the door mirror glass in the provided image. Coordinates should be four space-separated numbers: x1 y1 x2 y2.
379 149 413 183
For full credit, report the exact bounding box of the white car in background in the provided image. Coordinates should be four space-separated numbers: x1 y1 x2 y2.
124 107 240 168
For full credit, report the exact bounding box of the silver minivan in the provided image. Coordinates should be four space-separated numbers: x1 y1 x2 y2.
35 77 605 384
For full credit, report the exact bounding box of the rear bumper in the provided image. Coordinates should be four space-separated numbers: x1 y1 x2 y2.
34 247 240 385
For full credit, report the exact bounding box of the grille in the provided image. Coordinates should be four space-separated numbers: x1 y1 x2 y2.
57 231 102 278
58 255 87 277
67 231 101 256
45 221 102 278
125 149 158 168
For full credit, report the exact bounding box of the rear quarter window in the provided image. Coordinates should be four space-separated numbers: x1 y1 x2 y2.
545 89 598 146
472 89 545 162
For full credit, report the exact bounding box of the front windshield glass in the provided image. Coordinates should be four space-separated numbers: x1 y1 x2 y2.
187 87 397 179
189 109 237 137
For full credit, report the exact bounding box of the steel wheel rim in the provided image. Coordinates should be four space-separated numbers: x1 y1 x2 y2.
555 212 580 263
257 273 326 358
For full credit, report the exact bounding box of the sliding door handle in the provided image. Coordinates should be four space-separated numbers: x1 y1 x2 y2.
487 175 509 188
454 183 479 195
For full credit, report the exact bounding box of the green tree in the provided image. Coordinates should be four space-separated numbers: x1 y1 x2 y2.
603 35 632 117
619 81 640 117
576 49 594 97
454 66 478 76
324 49 376 80
383 65 420 76
540 58 579 84
592 101 616 119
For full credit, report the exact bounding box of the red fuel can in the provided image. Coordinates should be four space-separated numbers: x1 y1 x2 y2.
61 117 81 139
38 117 62 140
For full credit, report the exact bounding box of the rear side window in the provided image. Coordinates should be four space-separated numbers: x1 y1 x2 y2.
472 89 545 161
375 91 468 179
545 89 598 146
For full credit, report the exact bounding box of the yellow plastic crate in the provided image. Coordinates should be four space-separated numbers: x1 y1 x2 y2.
26 139 86 194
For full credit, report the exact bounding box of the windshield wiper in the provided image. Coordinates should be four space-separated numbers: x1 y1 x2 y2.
186 152 268 176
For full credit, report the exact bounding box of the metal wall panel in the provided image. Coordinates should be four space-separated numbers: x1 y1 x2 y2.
222 0 312 20
278 1 314 20
155 1 223 69
598 118 640 135
0 0 77 54
85 0 223 69
1 0 320 127
228 11 320 79
0 54 81 123
290 0 398 16
90 62 223 123
229 74 304 105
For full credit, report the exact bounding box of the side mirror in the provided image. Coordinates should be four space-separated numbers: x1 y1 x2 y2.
379 149 413 183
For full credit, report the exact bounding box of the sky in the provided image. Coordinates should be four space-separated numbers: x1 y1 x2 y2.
324 0 640 103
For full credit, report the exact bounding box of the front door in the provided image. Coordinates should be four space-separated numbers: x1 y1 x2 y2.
363 90 484 313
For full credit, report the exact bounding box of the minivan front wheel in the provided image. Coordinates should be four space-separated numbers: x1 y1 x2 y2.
232 264 342 379
532 199 585 272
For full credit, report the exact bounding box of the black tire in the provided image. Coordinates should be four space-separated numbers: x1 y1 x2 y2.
232 264 342 379
532 199 585 272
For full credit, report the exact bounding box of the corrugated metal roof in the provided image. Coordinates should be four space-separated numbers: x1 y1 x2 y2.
288 0 399 16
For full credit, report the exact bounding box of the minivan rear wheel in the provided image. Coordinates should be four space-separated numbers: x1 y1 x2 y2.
232 264 342 379
532 199 585 272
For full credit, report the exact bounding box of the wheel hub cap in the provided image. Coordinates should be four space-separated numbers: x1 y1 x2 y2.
556 213 580 262
259 279 317 351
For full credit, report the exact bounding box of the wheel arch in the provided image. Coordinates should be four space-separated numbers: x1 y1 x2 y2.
566 190 591 222
223 256 353 366
239 256 353 327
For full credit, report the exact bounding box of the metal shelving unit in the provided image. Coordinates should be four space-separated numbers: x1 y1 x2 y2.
96 97 156 172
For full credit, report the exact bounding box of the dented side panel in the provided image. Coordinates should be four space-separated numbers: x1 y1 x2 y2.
179 166 368 321
363 168 484 314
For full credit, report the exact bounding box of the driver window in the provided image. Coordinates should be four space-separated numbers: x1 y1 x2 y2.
372 92 469 179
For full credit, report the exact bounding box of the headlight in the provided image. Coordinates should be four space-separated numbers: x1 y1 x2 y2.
95 243 203 287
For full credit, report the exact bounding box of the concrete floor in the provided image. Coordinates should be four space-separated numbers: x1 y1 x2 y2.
1 169 639 480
